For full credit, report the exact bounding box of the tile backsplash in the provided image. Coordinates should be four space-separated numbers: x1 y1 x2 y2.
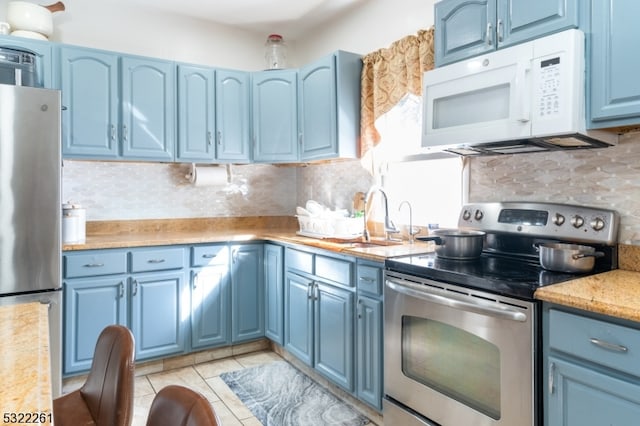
469 132 640 244
62 161 297 220
63 132 640 244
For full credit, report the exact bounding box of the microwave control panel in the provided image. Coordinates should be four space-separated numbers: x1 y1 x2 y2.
537 56 561 118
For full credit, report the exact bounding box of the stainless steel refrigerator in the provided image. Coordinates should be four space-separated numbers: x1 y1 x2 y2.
0 83 62 397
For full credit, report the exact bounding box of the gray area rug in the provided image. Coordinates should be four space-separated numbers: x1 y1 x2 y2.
220 360 370 426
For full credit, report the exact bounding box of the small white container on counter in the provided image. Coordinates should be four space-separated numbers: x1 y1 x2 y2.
62 203 86 244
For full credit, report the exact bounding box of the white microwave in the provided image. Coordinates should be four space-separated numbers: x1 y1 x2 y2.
422 29 618 156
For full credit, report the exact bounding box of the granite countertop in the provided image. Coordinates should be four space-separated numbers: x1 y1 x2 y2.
63 217 434 262
535 244 640 323
0 303 52 423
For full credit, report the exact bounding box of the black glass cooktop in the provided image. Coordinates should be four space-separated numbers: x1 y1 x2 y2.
385 252 598 301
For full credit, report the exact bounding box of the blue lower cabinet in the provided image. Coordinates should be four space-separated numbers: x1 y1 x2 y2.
315 281 354 391
264 244 284 345
130 271 186 360
230 244 265 343
284 271 314 365
356 295 383 410
190 266 230 349
63 276 128 375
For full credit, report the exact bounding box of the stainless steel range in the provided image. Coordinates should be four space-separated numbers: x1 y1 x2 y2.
383 202 618 426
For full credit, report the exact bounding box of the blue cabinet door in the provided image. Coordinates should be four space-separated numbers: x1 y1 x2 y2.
285 271 314 365
252 70 298 162
589 0 640 128
59 46 120 158
356 295 383 410
121 56 175 161
499 0 579 49
191 266 230 349
435 0 579 66
230 244 265 343
63 276 128 375
315 281 354 391
177 65 215 162
216 69 251 162
0 35 53 88
130 271 185 360
264 244 284 345
435 0 496 66
299 55 337 160
547 356 640 425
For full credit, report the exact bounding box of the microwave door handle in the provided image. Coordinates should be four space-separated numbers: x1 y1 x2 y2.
515 61 531 123
386 279 527 322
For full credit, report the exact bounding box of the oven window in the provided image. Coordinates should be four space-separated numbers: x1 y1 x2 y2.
401 316 501 420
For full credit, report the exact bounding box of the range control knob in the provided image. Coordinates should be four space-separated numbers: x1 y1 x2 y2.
474 209 484 221
462 209 472 221
570 215 585 229
552 213 565 226
590 217 606 231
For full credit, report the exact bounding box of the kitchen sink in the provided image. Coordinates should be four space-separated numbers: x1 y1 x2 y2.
347 240 403 248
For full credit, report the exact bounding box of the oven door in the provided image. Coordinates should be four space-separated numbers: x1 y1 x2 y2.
384 272 537 426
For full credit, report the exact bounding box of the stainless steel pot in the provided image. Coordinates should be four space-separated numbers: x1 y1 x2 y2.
535 243 604 273
418 229 486 260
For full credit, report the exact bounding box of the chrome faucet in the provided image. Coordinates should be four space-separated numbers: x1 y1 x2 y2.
363 185 399 241
399 200 421 244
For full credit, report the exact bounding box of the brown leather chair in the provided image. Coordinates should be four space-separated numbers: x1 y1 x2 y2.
53 325 135 426
146 385 221 426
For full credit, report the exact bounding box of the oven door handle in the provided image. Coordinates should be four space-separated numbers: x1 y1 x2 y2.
386 279 528 322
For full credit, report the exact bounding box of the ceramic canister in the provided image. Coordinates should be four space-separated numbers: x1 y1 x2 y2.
62 203 86 244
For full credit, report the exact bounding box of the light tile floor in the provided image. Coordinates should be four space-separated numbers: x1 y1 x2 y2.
63 349 380 426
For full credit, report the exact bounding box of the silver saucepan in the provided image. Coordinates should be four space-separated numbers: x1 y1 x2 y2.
417 229 486 260
535 243 604 273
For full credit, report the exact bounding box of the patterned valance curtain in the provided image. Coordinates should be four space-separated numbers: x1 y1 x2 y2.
360 27 435 159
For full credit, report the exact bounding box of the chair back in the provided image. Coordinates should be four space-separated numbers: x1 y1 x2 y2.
146 385 221 426
81 325 136 426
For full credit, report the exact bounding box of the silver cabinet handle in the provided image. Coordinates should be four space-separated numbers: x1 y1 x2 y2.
307 281 314 300
590 337 628 353
122 124 128 142
83 263 105 268
202 254 217 259
548 362 555 395
313 282 319 301
147 259 166 264
132 280 138 296
217 131 222 145
110 124 116 141
193 273 199 290
486 22 493 46
207 131 212 146
298 132 303 146
497 19 503 43
359 277 376 283
119 282 124 298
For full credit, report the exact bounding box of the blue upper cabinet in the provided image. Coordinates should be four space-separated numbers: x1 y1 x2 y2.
121 56 176 161
252 70 299 163
589 0 640 128
177 65 216 162
0 35 53 88
435 0 580 66
216 69 251 163
298 51 361 161
60 46 119 158
59 46 176 161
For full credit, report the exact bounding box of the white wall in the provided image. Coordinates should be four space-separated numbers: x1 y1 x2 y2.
296 0 436 62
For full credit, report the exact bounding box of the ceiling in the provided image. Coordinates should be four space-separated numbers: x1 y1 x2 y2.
126 0 367 39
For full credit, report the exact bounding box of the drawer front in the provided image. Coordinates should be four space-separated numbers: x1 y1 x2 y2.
131 247 185 273
192 244 229 267
316 254 353 287
356 264 382 296
286 248 314 274
549 309 640 378
64 250 128 278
